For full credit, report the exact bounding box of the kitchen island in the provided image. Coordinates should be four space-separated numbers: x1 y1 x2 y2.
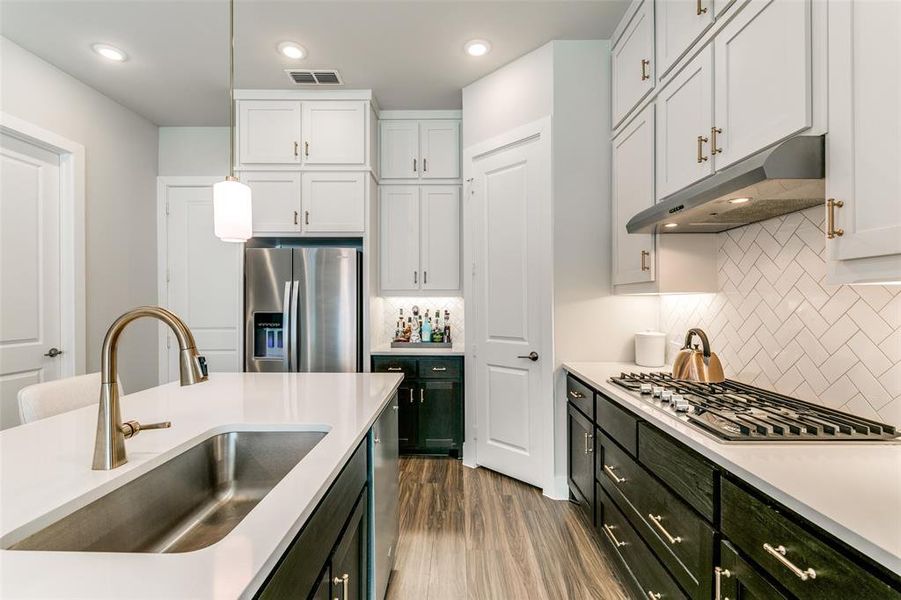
0 372 402 599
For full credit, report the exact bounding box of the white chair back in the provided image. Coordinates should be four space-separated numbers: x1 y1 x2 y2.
17 373 121 424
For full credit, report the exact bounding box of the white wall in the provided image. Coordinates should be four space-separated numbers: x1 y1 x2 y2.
1 37 160 392
158 127 229 176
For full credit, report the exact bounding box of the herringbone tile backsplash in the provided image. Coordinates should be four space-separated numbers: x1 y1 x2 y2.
660 206 901 426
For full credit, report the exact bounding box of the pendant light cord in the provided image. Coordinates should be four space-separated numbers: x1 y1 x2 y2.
228 0 236 178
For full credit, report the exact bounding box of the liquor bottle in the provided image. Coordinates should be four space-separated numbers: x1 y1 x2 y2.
409 316 421 343
443 310 452 344
431 317 443 342
421 310 432 341
403 317 413 342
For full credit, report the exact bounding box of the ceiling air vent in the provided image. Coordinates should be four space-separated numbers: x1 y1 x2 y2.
285 69 343 86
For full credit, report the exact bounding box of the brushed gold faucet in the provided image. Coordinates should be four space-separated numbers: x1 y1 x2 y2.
92 306 208 470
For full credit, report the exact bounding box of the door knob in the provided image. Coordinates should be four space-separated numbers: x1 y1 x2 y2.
517 351 539 362
44 347 63 358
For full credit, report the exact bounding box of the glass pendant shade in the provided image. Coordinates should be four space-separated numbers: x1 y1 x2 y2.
213 177 252 242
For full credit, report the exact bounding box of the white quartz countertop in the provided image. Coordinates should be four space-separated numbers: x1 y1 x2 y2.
563 362 901 576
370 343 465 356
0 372 402 599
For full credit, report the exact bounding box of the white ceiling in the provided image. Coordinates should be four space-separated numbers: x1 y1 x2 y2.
0 0 629 126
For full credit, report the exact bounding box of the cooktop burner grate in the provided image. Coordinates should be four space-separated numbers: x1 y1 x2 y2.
608 372 899 442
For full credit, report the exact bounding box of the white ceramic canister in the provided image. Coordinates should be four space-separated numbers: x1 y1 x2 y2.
635 331 666 367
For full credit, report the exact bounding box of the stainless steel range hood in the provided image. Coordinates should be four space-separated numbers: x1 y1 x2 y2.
626 135 825 234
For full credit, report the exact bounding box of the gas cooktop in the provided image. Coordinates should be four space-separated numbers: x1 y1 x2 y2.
609 372 899 443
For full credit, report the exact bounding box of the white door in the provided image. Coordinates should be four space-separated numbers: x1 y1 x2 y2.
0 134 62 429
826 0 901 278
612 0 655 127
655 45 714 200
242 171 301 234
420 121 460 179
470 123 551 488
301 172 365 233
713 0 812 168
237 100 302 166
379 186 420 292
162 179 242 380
613 105 656 285
379 120 420 179
421 185 460 291
301 101 365 165
656 0 714 79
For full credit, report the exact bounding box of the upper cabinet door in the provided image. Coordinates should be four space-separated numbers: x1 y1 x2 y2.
656 0 714 79
713 0 812 169
613 105 656 285
612 0 655 127
301 101 366 165
379 186 420 292
238 100 302 166
420 121 460 179
242 171 301 234
301 172 365 233
380 120 420 179
826 0 901 278
420 186 461 291
655 46 714 200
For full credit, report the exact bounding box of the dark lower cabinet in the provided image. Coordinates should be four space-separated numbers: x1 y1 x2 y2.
330 489 369 600
373 355 464 456
718 540 789 600
567 402 594 523
310 568 331 600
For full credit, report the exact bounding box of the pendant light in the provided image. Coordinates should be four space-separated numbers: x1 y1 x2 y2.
213 0 252 243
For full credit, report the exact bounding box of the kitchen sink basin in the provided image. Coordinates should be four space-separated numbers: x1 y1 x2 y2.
7 430 326 553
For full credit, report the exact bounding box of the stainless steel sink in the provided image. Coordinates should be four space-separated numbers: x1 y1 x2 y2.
7 430 326 553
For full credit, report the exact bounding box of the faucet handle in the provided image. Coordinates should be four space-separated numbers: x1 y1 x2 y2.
119 420 172 439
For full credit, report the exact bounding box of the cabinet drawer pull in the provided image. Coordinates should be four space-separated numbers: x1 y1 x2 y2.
423 158 428 172
420 388 425 404
333 573 349 599
696 0 708 15
414 271 418 284
294 210 299 225
697 135 709 163
432 366 447 372
711 126 722 154
641 58 650 81
387 367 403 371
640 250 650 272
294 141 299 157
714 566 732 600
413 158 417 172
603 464 626 484
568 390 585 399
304 141 309 157
647 592 662 600
827 198 844 239
424 270 428 284
648 514 682 544
409 388 415 403
763 543 816 581
602 524 626 547
305 210 310 225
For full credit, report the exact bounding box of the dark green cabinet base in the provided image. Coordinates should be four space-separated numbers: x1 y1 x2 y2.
373 356 463 457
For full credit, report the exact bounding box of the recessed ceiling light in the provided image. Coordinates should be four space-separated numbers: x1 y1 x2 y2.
729 197 751 204
92 43 127 62
278 41 306 60
664 223 679 228
464 39 491 57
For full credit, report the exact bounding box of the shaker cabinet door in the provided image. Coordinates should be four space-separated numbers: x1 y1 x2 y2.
242 171 301 234
379 186 421 292
420 120 460 179
418 380 462 454
420 186 461 292
301 101 366 165
380 120 420 179
301 172 365 233
656 0 714 79
237 100 302 166
612 0 655 127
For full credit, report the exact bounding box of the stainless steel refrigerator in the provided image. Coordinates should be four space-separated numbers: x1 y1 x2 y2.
245 247 361 373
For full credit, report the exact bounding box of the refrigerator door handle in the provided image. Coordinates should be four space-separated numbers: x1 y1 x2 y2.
290 280 300 372
282 281 292 372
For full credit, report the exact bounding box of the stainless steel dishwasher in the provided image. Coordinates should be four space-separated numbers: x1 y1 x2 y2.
370 395 400 600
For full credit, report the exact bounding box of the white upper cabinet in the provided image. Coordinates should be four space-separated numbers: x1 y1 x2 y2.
379 121 419 179
242 171 301 234
301 101 366 165
238 100 302 166
826 0 901 283
655 46 714 200
379 186 420 292
713 0 812 169
613 105 656 285
612 0 655 127
420 186 461 290
420 121 460 179
656 0 715 79
380 118 460 181
301 172 365 233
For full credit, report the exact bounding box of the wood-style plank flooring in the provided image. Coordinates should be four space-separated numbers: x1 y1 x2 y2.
385 457 630 600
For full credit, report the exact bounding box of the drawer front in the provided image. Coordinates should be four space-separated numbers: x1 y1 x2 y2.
721 479 901 600
566 375 594 419
596 484 688 600
567 404 594 524
596 392 638 455
372 357 417 378
719 540 791 600
418 357 462 379
638 423 716 522
598 431 714 599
